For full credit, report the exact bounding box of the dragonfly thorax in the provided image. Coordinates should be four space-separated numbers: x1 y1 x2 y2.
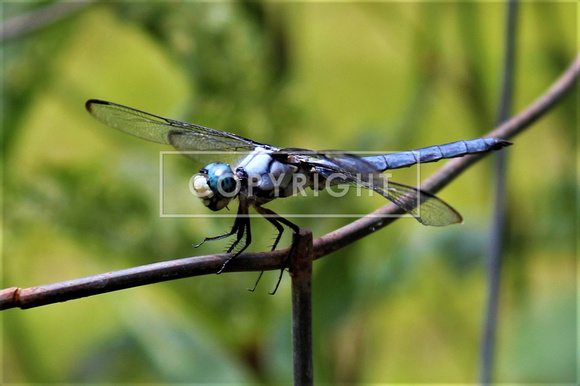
194 162 238 211
236 149 300 201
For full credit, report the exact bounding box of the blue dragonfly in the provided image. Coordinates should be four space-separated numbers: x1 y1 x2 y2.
86 99 511 288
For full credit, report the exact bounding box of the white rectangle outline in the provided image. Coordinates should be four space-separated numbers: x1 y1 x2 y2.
159 151 422 219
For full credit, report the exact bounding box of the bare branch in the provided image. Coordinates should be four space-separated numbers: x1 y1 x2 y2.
0 250 288 310
2 53 578 311
480 0 519 382
290 230 314 385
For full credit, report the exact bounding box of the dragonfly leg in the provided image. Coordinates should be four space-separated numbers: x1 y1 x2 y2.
254 205 300 247
217 205 251 274
269 230 300 295
225 214 251 254
267 216 286 251
248 271 265 292
194 198 248 248
251 205 300 294
248 214 283 292
194 219 240 248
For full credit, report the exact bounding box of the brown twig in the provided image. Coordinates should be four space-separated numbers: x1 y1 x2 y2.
1 53 578 311
290 230 314 386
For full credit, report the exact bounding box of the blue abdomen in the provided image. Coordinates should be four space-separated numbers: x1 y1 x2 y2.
362 137 511 171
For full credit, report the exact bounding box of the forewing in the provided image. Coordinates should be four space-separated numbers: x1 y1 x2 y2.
86 99 274 153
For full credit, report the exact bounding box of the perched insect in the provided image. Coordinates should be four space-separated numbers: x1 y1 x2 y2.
87 99 511 292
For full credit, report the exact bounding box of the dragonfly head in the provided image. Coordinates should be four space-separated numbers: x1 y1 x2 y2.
193 163 238 211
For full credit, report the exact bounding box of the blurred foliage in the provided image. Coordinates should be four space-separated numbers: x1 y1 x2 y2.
2 1 577 384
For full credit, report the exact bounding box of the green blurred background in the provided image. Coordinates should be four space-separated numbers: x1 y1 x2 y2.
2 1 577 384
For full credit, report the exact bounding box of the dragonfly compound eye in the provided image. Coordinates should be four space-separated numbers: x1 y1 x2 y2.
205 163 236 196
193 163 237 211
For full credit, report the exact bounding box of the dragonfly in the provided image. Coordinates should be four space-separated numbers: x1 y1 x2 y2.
86 99 511 291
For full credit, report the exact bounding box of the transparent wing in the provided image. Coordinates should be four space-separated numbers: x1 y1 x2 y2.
86 99 277 154
304 151 462 226
372 180 462 226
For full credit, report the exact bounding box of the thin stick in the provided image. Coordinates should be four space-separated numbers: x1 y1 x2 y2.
290 229 314 386
480 0 518 383
0 250 287 310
